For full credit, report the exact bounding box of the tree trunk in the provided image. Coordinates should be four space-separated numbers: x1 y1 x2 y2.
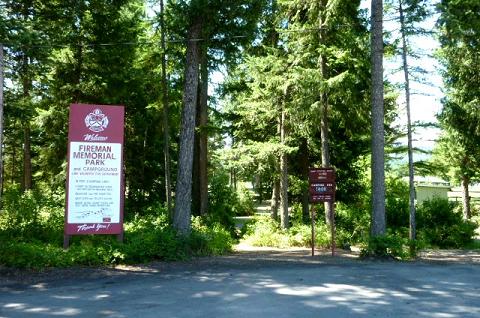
399 0 416 241
22 50 32 191
461 175 471 220
23 125 32 190
370 0 386 236
192 107 200 215
270 119 281 220
160 0 172 217
0 43 4 198
173 19 202 235
198 45 209 216
279 107 289 229
318 1 333 225
270 177 279 220
299 138 310 222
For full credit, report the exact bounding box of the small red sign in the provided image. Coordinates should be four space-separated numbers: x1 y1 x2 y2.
309 168 336 203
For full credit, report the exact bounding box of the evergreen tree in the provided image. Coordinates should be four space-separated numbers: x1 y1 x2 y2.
437 0 480 219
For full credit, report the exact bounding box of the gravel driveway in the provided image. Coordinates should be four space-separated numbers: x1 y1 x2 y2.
1 246 479 318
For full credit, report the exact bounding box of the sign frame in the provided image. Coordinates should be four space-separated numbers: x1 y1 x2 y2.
64 103 125 248
309 168 336 203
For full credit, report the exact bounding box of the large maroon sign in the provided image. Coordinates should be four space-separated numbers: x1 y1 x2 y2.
65 104 124 237
309 168 336 203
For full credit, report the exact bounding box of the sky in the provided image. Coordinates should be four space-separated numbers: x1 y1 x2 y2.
362 0 443 155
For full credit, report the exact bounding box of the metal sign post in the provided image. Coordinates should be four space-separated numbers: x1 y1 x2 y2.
308 168 336 256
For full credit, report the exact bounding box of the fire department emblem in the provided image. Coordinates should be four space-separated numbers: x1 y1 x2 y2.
85 109 109 132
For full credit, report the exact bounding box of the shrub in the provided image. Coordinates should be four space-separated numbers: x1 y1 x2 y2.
335 202 370 244
190 217 234 256
417 198 476 248
0 187 64 244
207 172 256 236
360 234 411 260
241 216 344 249
0 189 235 269
385 177 409 229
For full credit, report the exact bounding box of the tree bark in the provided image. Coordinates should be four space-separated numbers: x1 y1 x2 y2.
299 138 310 222
0 43 4 198
279 108 289 229
21 50 32 191
318 0 333 225
399 0 416 241
198 44 209 216
173 19 202 235
370 0 386 236
270 177 280 220
461 174 471 220
270 119 281 220
23 125 32 191
160 0 172 217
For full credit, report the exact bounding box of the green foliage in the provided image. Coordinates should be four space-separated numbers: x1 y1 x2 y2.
417 198 476 248
189 217 234 256
360 234 411 260
207 172 256 235
241 216 343 249
0 191 234 269
335 202 370 243
385 177 409 230
0 187 64 244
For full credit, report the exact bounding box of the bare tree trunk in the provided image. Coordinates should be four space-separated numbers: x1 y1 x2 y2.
22 50 32 191
270 119 281 220
318 1 333 225
0 43 4 198
173 20 202 235
399 0 416 241
299 138 310 222
23 125 32 191
461 175 471 220
198 45 209 216
160 0 172 217
192 106 200 215
371 0 386 236
279 108 289 229
270 177 280 220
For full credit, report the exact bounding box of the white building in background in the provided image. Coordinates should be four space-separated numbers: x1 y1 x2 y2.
413 176 451 204
409 176 480 205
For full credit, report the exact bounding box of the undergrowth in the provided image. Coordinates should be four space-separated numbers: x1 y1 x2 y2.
0 188 234 269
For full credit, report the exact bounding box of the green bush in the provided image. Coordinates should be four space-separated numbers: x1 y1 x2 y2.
189 217 234 256
335 202 370 244
0 190 235 269
207 172 256 236
417 198 476 248
385 178 409 229
0 187 65 244
360 234 411 260
241 216 343 249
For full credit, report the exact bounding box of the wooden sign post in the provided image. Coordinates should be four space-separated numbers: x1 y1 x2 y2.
308 168 336 256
